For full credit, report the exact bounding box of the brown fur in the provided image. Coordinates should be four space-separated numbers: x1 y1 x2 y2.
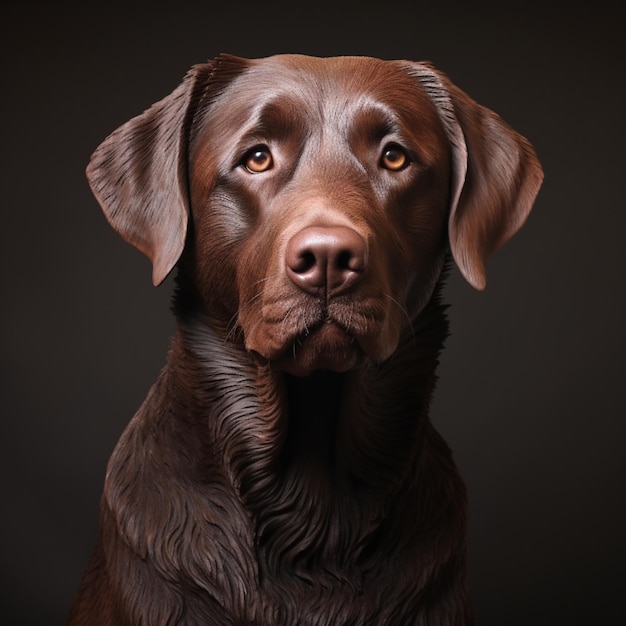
68 54 543 625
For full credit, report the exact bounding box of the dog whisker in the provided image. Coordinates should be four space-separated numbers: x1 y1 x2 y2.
380 292 415 343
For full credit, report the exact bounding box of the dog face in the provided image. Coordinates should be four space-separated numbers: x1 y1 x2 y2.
86 54 543 376
188 56 452 375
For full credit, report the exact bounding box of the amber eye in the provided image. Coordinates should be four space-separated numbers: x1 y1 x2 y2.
380 144 409 171
243 145 273 173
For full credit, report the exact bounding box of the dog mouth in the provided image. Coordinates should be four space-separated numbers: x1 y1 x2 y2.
256 318 363 376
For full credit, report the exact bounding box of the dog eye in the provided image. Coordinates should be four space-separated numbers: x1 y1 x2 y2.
380 144 409 171
243 145 273 173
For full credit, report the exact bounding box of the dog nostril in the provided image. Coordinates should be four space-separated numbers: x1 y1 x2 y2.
285 226 366 297
292 250 317 273
337 250 356 271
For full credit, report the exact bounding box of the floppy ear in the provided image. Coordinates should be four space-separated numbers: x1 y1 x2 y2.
406 62 544 290
86 62 215 286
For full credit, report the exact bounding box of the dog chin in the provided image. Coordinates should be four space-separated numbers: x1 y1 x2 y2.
272 322 363 376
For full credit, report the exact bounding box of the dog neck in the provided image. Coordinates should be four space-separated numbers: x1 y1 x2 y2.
169 276 450 581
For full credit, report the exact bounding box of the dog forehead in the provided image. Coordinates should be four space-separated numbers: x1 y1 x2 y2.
233 54 424 104
201 55 438 141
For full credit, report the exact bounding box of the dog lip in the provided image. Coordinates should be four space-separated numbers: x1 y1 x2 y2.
258 319 363 375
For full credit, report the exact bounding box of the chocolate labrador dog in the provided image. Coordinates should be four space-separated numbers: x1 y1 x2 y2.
68 54 542 625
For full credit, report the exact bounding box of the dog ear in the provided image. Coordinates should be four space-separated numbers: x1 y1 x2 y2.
406 63 544 290
86 63 215 286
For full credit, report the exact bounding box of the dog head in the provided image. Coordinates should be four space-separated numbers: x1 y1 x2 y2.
87 54 542 375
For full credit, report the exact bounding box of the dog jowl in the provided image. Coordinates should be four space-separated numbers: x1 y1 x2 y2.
69 54 543 626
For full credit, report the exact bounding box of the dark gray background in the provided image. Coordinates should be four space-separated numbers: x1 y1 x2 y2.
2 2 624 624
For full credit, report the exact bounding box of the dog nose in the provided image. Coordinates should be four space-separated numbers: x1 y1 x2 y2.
285 226 366 297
